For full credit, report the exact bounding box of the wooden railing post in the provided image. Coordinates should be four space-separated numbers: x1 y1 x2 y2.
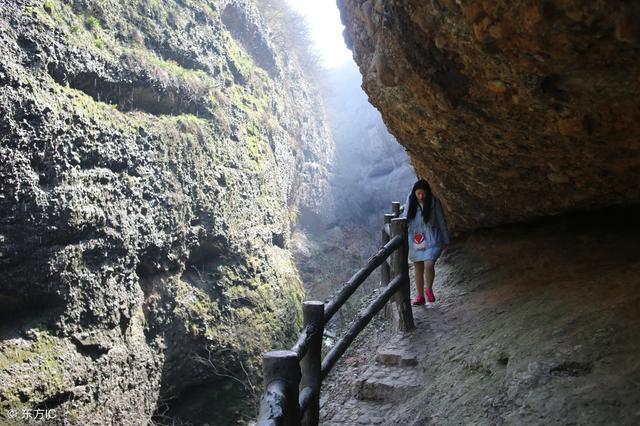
257 200 418 424
260 350 300 426
390 218 415 332
300 301 324 426
381 213 394 288
391 201 401 218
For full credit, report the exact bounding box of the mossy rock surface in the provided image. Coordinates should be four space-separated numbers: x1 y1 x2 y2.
0 0 331 423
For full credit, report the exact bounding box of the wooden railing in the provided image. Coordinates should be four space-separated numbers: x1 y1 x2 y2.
256 201 414 426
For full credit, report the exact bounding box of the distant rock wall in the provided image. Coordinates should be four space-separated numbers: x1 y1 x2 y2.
323 61 415 229
0 0 331 423
337 0 640 231
290 61 414 333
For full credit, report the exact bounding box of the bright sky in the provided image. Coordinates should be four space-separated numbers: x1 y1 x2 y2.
286 0 352 69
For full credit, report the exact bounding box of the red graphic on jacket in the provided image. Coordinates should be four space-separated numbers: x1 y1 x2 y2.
413 232 427 251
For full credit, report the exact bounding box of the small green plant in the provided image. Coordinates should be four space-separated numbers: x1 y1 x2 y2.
94 36 105 49
288 206 299 224
42 0 54 13
85 15 101 31
70 24 80 33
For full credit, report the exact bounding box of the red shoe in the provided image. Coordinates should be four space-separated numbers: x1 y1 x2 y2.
411 295 425 306
425 288 436 303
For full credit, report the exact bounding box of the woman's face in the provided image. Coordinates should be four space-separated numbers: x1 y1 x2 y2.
414 188 427 202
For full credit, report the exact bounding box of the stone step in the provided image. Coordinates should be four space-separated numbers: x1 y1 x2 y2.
375 348 418 367
352 364 422 401
321 398 390 425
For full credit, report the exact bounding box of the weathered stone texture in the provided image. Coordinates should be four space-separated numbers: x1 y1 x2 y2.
338 0 640 230
0 0 331 423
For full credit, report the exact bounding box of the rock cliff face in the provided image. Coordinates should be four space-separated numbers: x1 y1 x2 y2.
0 0 331 423
337 0 640 231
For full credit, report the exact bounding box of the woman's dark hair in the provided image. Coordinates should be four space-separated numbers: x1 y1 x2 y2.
407 179 432 224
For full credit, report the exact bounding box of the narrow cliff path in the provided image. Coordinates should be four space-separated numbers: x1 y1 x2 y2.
319 262 454 426
320 207 640 425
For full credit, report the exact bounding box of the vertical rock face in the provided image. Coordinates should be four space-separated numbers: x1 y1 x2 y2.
0 0 331 423
337 0 640 231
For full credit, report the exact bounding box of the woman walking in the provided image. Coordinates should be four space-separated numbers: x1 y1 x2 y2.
403 179 450 305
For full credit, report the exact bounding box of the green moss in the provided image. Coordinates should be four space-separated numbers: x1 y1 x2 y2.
94 36 106 49
23 5 43 18
176 248 304 358
246 135 266 172
42 0 54 14
231 84 270 116
230 85 279 188
174 113 209 127
53 81 119 117
125 52 217 107
263 249 305 344
288 206 299 225
0 330 68 415
24 0 59 25
147 55 207 81
85 15 101 31
226 40 254 83
157 114 211 150
176 280 222 323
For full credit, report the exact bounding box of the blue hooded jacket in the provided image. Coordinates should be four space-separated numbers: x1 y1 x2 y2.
402 192 450 262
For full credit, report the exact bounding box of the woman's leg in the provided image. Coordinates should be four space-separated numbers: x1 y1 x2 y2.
424 260 436 302
424 260 435 290
414 261 425 297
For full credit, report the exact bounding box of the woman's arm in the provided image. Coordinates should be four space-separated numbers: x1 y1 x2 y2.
434 197 450 244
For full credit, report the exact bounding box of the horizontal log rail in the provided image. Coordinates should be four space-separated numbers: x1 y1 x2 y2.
290 324 314 359
256 202 413 426
323 235 402 323
321 274 403 380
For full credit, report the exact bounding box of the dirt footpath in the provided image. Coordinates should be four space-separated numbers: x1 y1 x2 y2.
320 207 640 425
